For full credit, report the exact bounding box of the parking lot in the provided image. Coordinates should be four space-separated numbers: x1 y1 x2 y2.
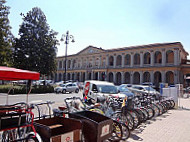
127 97 190 142
0 91 190 142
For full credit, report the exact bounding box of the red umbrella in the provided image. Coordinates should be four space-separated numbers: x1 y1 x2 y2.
0 66 40 80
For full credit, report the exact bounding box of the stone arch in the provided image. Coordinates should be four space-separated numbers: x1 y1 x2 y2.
109 56 114 66
134 53 140 65
166 71 174 85
94 72 98 80
154 51 162 63
116 55 122 66
124 54 131 65
144 52 151 64
133 72 140 84
108 72 113 82
82 72 85 82
68 60 71 69
116 72 122 85
124 72 130 84
67 73 70 80
154 71 162 89
143 72 150 83
58 73 62 81
72 59 76 68
166 50 174 63
59 61 62 69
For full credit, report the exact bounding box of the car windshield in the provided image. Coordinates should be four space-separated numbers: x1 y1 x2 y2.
97 85 118 94
118 86 130 92
144 87 155 91
60 84 65 87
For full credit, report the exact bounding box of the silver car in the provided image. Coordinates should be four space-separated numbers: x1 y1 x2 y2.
54 83 79 94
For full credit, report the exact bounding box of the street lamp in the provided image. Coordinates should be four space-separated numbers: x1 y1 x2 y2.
60 31 75 84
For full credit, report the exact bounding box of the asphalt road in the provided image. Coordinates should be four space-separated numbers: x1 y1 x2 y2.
0 91 83 105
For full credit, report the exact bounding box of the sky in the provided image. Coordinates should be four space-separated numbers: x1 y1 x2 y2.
6 0 190 57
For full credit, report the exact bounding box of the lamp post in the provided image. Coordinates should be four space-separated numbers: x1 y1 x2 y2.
61 31 75 84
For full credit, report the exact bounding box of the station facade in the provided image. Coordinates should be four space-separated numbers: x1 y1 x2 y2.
54 42 190 88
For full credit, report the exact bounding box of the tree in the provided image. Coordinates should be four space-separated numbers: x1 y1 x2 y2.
13 7 58 76
0 0 13 66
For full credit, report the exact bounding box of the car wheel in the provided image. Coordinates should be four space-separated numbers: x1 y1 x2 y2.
62 89 66 94
75 89 79 93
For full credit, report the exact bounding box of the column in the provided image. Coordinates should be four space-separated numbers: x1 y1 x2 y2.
86 57 89 68
99 55 102 68
140 71 143 84
70 59 73 70
106 54 109 67
92 56 95 68
114 54 117 68
130 53 134 67
121 72 125 84
85 72 88 80
98 72 100 81
161 71 165 83
150 50 154 66
140 51 143 67
150 71 154 83
91 71 94 80
122 53 125 67
113 72 116 84
162 49 166 66
174 70 179 84
79 72 82 82
130 72 133 84
105 71 108 81
98 72 101 80
174 48 179 66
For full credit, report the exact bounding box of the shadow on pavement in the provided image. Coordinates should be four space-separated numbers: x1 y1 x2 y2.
127 133 143 141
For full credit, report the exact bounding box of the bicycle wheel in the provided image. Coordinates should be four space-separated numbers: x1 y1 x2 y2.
2 130 11 142
135 108 145 123
108 120 123 141
129 110 140 128
120 123 130 140
146 107 154 119
26 134 41 142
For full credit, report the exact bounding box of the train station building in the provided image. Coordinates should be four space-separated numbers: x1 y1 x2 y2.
54 42 190 88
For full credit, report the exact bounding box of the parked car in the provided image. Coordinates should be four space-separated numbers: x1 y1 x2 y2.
118 84 134 98
83 80 126 103
129 85 160 97
54 83 79 94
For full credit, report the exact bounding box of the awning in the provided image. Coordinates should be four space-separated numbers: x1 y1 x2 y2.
0 66 40 80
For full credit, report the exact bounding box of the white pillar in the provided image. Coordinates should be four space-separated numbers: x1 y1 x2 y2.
150 71 154 83
122 54 125 67
79 72 82 82
131 53 134 67
150 50 154 66
121 72 125 84
113 72 116 84
174 70 179 84
130 72 133 84
99 55 102 68
162 49 166 66
85 72 88 80
161 71 165 83
174 48 179 66
114 54 117 68
91 71 94 80
106 55 109 67
140 52 143 67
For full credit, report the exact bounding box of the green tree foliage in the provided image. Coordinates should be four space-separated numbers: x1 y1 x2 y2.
13 7 58 76
0 0 13 66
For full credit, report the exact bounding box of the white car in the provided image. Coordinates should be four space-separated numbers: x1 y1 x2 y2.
54 83 79 94
83 80 126 103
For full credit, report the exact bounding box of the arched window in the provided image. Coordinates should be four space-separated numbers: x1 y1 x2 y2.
133 72 140 84
109 56 114 66
166 71 174 85
124 72 130 84
144 52 151 64
154 51 162 63
116 72 122 85
134 53 140 65
116 55 122 66
143 72 150 82
166 50 174 63
108 72 113 82
125 54 131 65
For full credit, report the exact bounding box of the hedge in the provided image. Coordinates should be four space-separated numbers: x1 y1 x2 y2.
0 84 54 94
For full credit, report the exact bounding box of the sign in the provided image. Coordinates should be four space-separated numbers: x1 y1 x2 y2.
101 125 110 137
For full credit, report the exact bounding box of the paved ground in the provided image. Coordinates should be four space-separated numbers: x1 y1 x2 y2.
127 98 190 142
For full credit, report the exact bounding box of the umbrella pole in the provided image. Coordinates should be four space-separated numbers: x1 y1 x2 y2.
26 80 32 104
